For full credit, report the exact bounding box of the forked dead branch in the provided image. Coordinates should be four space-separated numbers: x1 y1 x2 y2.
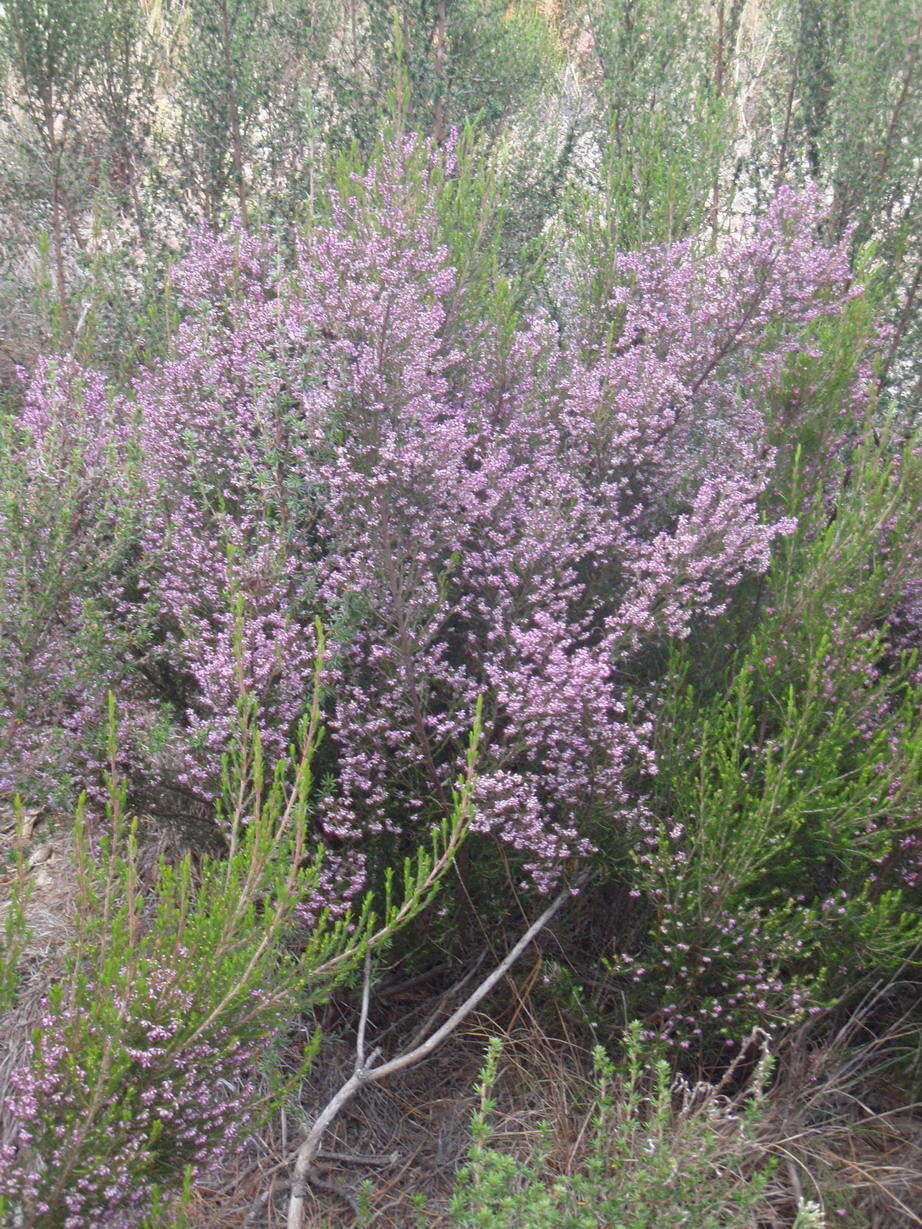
285 878 582 1228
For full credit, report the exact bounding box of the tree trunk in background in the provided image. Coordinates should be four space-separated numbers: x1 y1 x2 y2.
432 0 447 142
219 0 249 226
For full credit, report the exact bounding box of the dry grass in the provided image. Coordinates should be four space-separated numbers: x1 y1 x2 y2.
187 985 596 1228
187 980 922 1229
0 808 77 963
760 1001 922 1226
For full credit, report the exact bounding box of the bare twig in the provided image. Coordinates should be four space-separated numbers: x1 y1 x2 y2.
317 1149 400 1167
284 879 580 1229
355 950 373 1070
402 952 489 1054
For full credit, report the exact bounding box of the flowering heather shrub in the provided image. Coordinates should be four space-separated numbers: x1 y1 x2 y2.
0 359 134 802
133 225 320 789
0 140 861 889
611 433 922 1054
0 687 475 1226
104 142 853 889
0 980 262 1226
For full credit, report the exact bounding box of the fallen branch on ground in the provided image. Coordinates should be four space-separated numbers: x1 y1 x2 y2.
284 878 581 1228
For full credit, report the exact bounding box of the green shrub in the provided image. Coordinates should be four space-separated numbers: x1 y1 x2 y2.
450 1024 775 1227
608 428 920 1055
0 676 478 1225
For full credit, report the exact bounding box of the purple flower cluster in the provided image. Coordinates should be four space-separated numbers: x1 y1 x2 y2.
0 970 264 1226
620 821 816 1051
1 140 858 889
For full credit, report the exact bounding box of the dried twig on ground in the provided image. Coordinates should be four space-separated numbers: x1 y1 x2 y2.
284 879 579 1229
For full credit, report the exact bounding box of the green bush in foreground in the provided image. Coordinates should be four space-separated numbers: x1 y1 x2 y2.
0 674 478 1226
450 1025 775 1228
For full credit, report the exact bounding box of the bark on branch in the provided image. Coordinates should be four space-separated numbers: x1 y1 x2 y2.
284 879 580 1228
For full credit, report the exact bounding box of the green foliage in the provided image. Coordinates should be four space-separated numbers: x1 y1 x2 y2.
450 1025 775 1227
588 0 723 236
766 254 884 501
771 0 921 382
789 0 920 245
550 0 730 323
167 0 271 224
0 0 107 332
0 672 479 1223
327 0 558 148
0 806 30 1015
86 0 157 238
0 0 104 134
610 428 921 1050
